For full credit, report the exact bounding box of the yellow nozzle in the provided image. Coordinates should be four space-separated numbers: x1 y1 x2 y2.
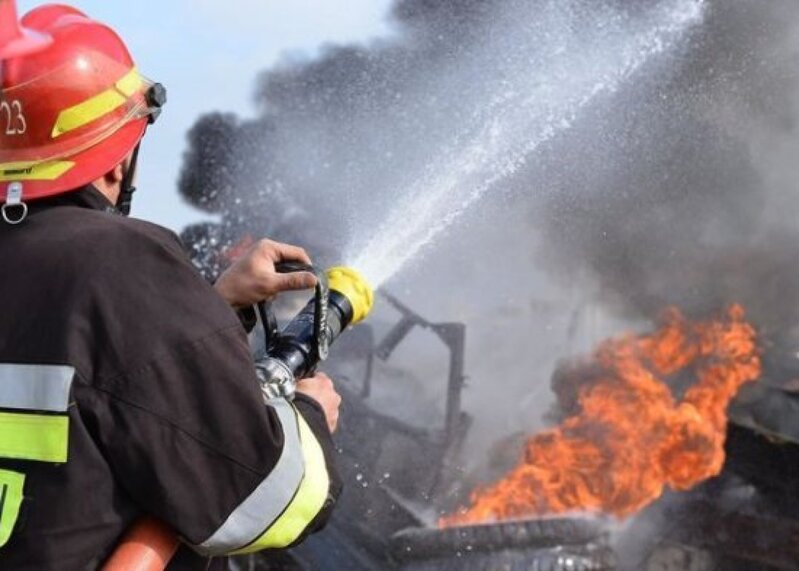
327 266 374 325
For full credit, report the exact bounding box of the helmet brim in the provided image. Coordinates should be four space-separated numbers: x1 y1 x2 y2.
1 118 147 201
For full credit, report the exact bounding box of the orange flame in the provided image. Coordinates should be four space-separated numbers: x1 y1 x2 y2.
441 305 761 527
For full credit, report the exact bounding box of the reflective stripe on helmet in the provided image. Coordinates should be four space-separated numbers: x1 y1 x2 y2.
0 160 75 181
0 412 69 463
196 399 330 555
0 5 162 199
51 67 142 139
0 364 74 412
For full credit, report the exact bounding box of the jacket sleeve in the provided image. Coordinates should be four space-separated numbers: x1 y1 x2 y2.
73 223 341 555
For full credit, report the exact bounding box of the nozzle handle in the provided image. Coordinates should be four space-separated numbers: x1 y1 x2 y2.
258 263 330 362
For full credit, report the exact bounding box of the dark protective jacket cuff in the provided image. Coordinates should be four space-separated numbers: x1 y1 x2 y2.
293 393 327 426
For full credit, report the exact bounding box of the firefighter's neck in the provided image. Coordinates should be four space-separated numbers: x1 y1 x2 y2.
92 159 128 207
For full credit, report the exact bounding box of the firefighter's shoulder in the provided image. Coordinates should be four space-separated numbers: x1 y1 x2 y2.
39 205 188 269
40 206 242 366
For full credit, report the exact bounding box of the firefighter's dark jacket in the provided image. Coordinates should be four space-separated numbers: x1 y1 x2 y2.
0 187 342 570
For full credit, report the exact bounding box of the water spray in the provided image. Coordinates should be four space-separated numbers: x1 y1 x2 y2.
349 0 707 289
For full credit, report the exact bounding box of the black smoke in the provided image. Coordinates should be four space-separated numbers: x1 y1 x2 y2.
178 0 514 275
176 0 799 450
178 0 799 326
533 1 799 337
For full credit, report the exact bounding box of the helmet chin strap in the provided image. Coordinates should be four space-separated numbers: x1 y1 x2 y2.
116 143 140 216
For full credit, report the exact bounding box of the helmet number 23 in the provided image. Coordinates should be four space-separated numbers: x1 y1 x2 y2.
0 100 26 136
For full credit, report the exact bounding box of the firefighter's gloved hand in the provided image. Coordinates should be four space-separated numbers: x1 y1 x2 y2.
296 373 341 433
214 238 317 308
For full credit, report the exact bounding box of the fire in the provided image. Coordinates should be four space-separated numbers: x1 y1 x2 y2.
441 305 761 527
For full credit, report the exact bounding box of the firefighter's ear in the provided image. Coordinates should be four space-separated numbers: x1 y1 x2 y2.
106 161 126 185
92 159 127 205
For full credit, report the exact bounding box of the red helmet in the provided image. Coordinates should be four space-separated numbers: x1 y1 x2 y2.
0 1 165 203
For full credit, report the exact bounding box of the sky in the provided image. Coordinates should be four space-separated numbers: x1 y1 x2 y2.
18 0 394 230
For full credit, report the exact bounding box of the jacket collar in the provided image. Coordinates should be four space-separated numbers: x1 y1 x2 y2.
33 185 120 215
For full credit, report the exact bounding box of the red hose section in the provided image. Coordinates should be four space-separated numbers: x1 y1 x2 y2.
102 517 179 571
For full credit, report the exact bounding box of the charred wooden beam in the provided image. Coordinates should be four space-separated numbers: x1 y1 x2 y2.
669 501 799 570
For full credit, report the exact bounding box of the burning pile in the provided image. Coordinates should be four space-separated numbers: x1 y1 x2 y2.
442 305 760 527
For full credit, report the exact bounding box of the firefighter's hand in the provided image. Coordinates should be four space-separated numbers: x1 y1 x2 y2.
296 373 341 433
214 239 317 308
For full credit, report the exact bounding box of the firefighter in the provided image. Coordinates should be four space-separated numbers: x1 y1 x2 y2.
0 3 342 569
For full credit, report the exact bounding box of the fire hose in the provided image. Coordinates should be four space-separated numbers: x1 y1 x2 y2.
102 264 374 570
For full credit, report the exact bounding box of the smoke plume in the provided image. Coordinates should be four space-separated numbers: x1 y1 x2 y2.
534 1 799 338
177 0 799 467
